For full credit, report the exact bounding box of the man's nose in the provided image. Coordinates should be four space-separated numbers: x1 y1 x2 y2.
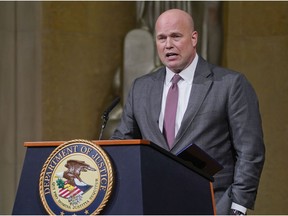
165 37 173 49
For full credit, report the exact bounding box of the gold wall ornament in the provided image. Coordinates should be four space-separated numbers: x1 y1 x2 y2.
39 139 114 215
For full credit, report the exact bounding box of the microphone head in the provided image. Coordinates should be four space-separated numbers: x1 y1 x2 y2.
103 96 121 118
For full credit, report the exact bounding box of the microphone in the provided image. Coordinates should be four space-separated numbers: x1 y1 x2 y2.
99 96 120 140
102 96 120 119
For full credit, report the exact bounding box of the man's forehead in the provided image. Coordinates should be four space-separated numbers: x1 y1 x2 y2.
156 30 183 37
156 20 189 35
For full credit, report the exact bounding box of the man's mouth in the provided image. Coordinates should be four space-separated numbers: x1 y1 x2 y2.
166 53 178 57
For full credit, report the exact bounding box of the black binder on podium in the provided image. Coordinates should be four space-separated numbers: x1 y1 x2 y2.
12 140 218 215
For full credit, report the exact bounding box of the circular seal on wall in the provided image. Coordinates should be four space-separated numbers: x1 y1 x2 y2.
39 139 114 215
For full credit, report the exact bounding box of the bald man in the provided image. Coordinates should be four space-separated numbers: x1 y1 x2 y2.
112 9 265 215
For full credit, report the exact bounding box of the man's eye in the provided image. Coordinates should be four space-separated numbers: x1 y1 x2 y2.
158 37 166 42
172 35 181 39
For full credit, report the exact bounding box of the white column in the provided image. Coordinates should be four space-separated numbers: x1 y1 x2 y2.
0 2 42 214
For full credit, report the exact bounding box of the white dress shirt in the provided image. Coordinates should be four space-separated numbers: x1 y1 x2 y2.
159 54 198 135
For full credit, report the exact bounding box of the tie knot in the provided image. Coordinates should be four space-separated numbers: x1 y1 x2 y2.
171 74 182 85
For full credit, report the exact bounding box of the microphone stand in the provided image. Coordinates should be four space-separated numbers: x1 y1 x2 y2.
98 96 120 140
99 111 109 140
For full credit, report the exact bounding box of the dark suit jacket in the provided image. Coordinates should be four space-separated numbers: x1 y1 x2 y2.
112 56 265 214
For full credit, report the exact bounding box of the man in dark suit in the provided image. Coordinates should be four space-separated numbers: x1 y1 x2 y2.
111 9 265 215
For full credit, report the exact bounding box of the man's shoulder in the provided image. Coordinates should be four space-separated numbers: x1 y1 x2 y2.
204 61 245 81
134 66 165 82
197 55 240 75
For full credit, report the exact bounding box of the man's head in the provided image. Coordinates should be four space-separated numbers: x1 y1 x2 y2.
155 9 198 73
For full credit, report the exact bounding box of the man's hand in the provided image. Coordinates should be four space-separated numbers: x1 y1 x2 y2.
230 209 246 215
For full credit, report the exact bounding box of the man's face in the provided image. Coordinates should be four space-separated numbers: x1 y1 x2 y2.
155 12 198 73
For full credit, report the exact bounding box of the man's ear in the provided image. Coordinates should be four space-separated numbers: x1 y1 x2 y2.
192 31 198 47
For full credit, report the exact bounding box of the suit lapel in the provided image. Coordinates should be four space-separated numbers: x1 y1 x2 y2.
149 68 169 149
173 57 213 150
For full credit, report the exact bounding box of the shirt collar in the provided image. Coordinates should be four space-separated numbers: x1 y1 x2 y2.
165 54 199 85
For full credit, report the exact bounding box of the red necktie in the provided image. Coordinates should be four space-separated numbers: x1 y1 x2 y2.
163 74 182 149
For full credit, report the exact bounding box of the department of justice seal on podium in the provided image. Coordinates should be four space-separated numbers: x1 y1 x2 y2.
39 139 114 215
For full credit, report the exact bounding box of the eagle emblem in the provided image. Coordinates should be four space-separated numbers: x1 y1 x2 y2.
55 160 96 205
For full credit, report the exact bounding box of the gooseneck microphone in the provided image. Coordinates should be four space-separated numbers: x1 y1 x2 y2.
99 96 120 140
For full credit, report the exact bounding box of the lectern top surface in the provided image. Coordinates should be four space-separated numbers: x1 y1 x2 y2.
24 139 150 147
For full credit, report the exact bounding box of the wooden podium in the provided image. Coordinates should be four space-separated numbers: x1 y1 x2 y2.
12 140 216 215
